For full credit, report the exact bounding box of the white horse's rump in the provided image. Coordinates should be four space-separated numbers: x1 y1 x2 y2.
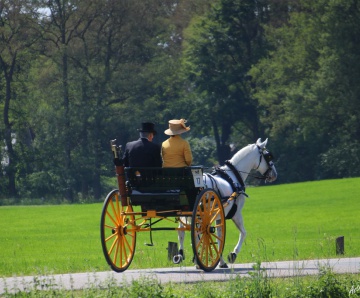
174 138 277 268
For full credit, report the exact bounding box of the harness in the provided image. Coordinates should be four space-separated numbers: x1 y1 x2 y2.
225 160 246 191
204 145 275 220
207 162 248 220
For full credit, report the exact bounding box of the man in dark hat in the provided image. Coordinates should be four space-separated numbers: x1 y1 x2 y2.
122 122 162 167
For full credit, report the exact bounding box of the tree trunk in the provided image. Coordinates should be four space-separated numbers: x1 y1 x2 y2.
212 119 232 165
2 60 16 198
62 51 73 202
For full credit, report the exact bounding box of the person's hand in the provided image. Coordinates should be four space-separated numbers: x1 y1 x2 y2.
113 158 123 166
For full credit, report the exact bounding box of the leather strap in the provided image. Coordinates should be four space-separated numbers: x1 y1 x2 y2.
225 160 246 191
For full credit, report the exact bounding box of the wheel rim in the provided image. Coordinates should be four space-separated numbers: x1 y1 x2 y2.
100 190 136 272
192 189 225 271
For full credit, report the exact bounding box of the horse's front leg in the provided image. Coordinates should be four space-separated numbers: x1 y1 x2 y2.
227 216 246 264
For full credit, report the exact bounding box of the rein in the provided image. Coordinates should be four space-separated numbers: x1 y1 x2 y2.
226 145 275 182
238 170 267 181
224 161 269 182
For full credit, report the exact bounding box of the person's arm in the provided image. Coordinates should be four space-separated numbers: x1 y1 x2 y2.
122 144 129 167
184 141 193 166
156 144 163 167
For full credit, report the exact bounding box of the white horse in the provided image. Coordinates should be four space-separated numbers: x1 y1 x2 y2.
174 138 277 268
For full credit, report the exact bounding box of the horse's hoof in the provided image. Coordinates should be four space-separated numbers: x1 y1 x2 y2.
173 254 183 264
227 252 237 264
219 263 229 269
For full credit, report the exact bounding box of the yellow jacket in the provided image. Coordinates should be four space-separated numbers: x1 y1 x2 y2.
161 135 193 167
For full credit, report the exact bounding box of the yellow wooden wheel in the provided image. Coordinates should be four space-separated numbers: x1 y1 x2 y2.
191 188 226 272
100 189 136 272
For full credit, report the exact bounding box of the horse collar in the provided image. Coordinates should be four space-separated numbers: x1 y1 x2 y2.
224 160 246 191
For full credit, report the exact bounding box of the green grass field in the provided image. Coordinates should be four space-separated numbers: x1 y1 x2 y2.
0 177 359 277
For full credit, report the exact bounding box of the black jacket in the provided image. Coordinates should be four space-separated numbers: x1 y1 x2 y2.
123 138 162 167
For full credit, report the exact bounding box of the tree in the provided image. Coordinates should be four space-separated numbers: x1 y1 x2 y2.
26 0 202 201
250 0 360 181
182 0 271 164
0 0 39 198
34 0 102 201
68 0 189 199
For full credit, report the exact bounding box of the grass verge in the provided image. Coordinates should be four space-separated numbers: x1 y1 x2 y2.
2 264 360 297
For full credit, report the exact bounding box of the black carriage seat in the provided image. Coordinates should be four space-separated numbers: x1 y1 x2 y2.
125 166 203 211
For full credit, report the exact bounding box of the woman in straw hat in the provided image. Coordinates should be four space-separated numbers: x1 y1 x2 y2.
161 119 193 167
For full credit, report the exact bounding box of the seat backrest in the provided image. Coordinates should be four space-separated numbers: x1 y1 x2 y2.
125 166 202 192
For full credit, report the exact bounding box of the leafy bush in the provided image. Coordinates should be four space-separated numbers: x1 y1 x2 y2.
224 261 272 298
320 141 360 179
304 267 349 298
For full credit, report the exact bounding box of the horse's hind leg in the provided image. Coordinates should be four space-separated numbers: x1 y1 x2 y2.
173 219 186 264
217 218 228 268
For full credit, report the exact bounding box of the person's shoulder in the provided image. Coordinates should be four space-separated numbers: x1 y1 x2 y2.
149 141 161 148
126 139 141 147
183 138 191 146
178 136 189 143
126 140 137 145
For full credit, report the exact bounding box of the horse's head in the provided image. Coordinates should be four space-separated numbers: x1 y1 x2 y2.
228 138 277 183
255 138 277 183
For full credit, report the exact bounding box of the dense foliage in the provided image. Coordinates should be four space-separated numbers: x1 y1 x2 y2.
1 0 359 202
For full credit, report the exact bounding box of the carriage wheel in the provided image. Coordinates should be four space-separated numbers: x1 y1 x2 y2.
100 189 136 272
191 188 226 272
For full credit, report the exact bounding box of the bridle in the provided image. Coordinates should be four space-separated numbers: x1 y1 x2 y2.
226 145 275 183
255 145 275 181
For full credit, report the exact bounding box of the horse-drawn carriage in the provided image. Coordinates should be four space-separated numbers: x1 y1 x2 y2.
100 139 277 272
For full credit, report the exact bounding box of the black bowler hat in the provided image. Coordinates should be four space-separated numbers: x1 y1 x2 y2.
138 122 157 135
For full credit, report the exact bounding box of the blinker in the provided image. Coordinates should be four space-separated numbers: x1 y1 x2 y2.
263 151 274 164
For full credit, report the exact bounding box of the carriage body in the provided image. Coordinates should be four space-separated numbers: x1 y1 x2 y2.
100 163 226 273
126 166 201 213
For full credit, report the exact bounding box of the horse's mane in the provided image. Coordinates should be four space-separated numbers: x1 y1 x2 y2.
229 143 254 166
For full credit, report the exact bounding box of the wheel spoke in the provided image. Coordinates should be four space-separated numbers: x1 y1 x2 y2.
105 209 117 226
209 209 221 224
113 237 120 265
116 194 121 219
109 199 118 221
105 231 117 243
108 234 118 255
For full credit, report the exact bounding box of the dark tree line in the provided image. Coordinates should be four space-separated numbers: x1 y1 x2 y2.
1 0 359 203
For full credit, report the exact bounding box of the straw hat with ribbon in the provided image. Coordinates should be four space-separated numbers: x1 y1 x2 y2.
164 119 190 136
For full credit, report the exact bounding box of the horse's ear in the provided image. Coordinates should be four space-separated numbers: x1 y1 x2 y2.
256 138 268 148
263 138 268 147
